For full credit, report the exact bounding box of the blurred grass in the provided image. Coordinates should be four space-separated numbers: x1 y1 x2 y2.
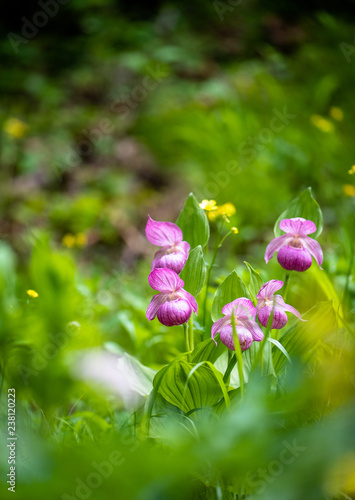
0 1 355 498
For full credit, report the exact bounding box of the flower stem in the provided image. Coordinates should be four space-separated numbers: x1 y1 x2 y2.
231 313 244 399
202 222 228 331
283 272 292 303
189 315 194 353
253 298 275 373
223 353 237 385
184 323 191 361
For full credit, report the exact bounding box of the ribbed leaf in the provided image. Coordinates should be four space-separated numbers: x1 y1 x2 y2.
273 300 337 373
243 340 276 378
176 193 210 249
155 359 225 413
244 261 263 302
211 271 251 322
180 245 207 297
274 187 323 237
191 334 227 363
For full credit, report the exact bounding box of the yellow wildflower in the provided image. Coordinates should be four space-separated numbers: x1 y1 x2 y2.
231 227 239 234
310 115 334 133
62 234 76 248
199 199 218 211
330 106 343 121
348 165 355 175
207 210 220 221
4 118 28 138
27 289 39 298
76 233 87 246
219 203 236 217
343 184 355 197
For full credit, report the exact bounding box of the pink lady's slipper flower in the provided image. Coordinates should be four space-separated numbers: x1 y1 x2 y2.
265 218 323 272
256 280 304 329
145 216 190 274
212 298 264 351
146 268 197 327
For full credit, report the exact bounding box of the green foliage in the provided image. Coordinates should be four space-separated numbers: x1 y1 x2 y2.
191 334 227 364
0 5 355 500
244 261 263 302
154 358 227 413
211 271 250 322
176 193 210 249
180 245 207 296
274 187 323 237
274 300 338 373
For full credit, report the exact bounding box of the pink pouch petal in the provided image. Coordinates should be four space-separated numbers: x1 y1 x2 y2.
176 289 198 314
220 325 253 351
146 293 169 321
156 299 192 326
239 318 264 341
277 246 312 272
211 315 232 343
264 234 292 263
257 305 288 329
152 249 188 274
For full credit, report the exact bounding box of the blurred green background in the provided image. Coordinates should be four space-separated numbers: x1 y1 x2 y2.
0 0 355 498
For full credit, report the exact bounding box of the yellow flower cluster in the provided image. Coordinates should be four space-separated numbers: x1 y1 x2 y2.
199 200 218 211
199 199 237 225
310 115 334 133
330 106 344 121
348 165 355 175
4 118 28 138
343 185 355 197
27 289 39 298
62 233 88 248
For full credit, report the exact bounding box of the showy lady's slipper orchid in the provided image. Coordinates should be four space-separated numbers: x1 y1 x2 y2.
265 218 323 272
146 268 197 327
145 216 190 274
256 280 304 329
212 298 264 351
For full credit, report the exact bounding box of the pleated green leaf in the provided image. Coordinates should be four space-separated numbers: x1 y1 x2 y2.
176 193 210 249
180 245 207 297
191 334 227 363
274 187 323 237
155 359 225 413
273 300 337 373
211 271 251 322
244 261 263 302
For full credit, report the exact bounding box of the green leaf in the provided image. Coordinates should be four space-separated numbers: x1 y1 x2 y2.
155 359 225 413
211 271 251 322
176 193 209 249
148 393 183 439
180 245 207 297
267 338 291 364
244 261 263 301
243 340 276 378
191 334 227 363
274 187 323 237
273 300 337 373
183 361 230 410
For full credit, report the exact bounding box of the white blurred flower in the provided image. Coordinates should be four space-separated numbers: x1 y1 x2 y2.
71 350 156 411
